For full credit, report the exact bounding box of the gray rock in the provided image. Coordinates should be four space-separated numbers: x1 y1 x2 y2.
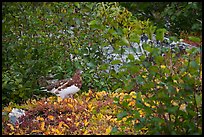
8 108 25 125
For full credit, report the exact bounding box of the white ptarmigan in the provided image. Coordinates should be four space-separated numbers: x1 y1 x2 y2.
44 70 82 99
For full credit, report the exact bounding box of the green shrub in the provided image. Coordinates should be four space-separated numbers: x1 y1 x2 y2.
119 2 202 36
2 2 153 105
112 43 202 134
2 2 202 134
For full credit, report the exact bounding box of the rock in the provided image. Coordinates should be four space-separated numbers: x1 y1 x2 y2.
8 108 25 125
101 33 197 73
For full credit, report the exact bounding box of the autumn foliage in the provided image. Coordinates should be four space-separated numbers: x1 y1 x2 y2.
2 91 147 135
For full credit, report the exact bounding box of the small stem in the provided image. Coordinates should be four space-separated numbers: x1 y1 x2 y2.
193 87 199 130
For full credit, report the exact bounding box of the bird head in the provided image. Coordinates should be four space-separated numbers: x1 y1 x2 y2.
71 69 83 89
75 69 83 75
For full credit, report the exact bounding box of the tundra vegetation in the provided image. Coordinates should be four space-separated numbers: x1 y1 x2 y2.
2 2 202 135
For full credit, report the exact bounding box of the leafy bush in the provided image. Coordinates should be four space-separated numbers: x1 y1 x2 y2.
2 91 139 135
2 81 202 135
2 2 202 135
119 2 202 36
2 2 154 105
112 42 202 134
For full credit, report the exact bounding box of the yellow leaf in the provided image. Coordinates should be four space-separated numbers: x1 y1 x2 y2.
51 128 60 134
55 129 60 134
122 117 127 122
40 122 45 131
130 91 136 99
67 103 74 109
3 106 12 113
105 126 112 135
63 123 69 128
128 100 135 107
86 97 90 102
75 122 80 127
88 104 93 110
173 80 178 84
36 116 44 121
44 131 50 135
144 102 150 107
84 119 89 126
31 130 42 133
135 119 140 124
9 132 15 135
88 89 93 95
139 110 145 117
106 115 112 120
48 115 54 121
160 65 166 69
171 100 178 106
179 103 187 112
151 106 156 108
101 90 106 94
7 123 14 130
97 113 104 119
58 121 64 129
176 87 179 93
51 128 56 132
141 127 148 131
73 99 78 103
142 75 147 78
57 96 63 102
96 94 99 100
83 130 89 135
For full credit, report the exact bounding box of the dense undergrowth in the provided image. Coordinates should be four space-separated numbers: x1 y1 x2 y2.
2 85 202 135
2 2 202 135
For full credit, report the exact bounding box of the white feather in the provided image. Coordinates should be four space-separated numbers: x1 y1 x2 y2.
55 85 80 99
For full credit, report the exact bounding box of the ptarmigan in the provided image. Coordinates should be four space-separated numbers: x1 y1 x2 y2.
43 70 82 99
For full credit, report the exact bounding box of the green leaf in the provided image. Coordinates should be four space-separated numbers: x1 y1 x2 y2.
100 64 109 70
87 62 95 68
169 36 178 42
129 33 140 43
111 60 122 65
19 92 24 98
129 66 140 74
155 56 164 64
158 90 166 99
149 66 159 73
88 20 98 26
144 45 153 52
133 110 140 118
136 76 144 85
195 94 202 107
75 18 81 25
128 54 135 61
121 37 129 46
111 126 118 133
188 36 201 43
156 28 167 41
74 2 80 8
117 111 128 120
139 55 146 61
167 106 178 113
124 95 131 99
115 88 123 93
143 82 154 90
113 97 120 104
121 101 129 107
190 60 199 69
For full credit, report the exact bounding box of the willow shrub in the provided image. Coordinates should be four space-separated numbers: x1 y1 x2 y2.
2 2 155 105
112 41 202 134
